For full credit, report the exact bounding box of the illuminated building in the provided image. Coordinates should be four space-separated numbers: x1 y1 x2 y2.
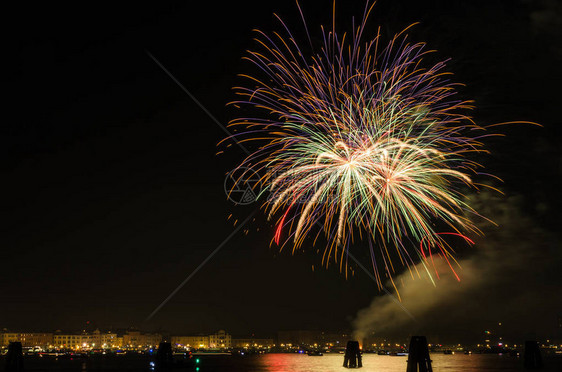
53 332 94 349
172 330 232 349
1 329 157 350
92 329 122 348
101 332 121 348
19 333 53 348
144 333 162 347
0 332 53 348
209 330 232 349
0 333 21 347
53 330 131 349
171 335 209 349
123 331 161 348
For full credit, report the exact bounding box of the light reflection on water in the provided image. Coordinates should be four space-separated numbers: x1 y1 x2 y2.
257 353 561 372
13 352 562 371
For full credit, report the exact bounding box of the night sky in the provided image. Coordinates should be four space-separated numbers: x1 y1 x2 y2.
4 1 561 342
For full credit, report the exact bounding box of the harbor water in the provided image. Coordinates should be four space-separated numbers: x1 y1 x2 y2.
6 352 562 371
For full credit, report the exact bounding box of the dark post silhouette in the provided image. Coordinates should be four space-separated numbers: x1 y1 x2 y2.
406 336 433 372
5 341 24 372
524 340 543 369
155 341 173 369
343 340 362 368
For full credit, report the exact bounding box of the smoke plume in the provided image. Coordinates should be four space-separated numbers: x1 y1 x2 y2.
352 191 561 343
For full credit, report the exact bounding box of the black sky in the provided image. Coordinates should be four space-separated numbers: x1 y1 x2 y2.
3 1 561 341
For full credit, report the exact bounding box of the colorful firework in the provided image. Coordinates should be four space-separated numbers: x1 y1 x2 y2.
223 2 502 289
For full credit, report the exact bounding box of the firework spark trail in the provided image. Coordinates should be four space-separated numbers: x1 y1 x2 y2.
221 2 522 289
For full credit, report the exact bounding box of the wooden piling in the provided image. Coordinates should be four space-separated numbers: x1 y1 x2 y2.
406 336 433 372
5 341 24 372
343 340 362 368
524 340 543 370
155 341 173 369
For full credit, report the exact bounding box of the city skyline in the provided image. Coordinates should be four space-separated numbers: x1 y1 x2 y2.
4 327 557 351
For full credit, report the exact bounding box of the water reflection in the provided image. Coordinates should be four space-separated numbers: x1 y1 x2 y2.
258 353 561 372
12 352 562 371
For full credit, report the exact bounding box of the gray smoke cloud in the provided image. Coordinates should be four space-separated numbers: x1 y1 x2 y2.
352 191 561 343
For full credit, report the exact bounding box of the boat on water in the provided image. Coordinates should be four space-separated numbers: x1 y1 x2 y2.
191 351 231 356
307 351 323 356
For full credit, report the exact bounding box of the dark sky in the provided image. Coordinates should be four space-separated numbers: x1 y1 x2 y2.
3 1 561 342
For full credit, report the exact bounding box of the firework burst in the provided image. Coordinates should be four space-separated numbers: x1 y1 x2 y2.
223 2 502 288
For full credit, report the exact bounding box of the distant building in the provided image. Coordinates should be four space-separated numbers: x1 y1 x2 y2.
0 332 53 348
209 330 231 349
232 338 274 348
171 335 209 349
172 330 232 349
1 329 162 350
144 333 162 347
53 332 94 349
19 333 53 348
0 333 21 347
92 329 122 348
54 330 134 349
123 331 162 348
